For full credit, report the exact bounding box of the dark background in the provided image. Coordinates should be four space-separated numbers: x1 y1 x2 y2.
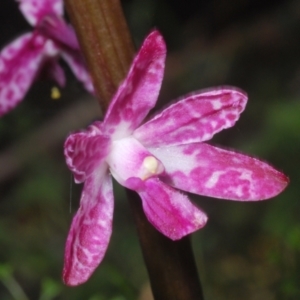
0 0 299 299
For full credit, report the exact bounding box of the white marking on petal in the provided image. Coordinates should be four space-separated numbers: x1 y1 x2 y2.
109 120 132 140
227 185 244 198
205 171 225 188
44 40 59 56
240 170 253 181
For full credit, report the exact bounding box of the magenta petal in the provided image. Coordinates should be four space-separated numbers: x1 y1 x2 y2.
64 122 110 183
37 14 80 50
134 87 247 147
126 177 207 240
19 0 63 26
104 30 166 137
63 171 114 286
46 59 66 87
61 50 94 94
0 33 56 116
150 143 289 201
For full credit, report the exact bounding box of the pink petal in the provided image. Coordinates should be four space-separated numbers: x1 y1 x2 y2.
150 143 289 201
125 177 208 240
45 59 66 87
64 122 110 183
18 0 63 26
37 14 80 50
61 50 94 94
0 33 58 116
134 87 247 147
104 30 166 138
63 170 114 286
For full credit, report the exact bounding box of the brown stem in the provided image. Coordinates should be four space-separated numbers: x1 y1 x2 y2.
64 0 134 110
127 190 204 300
65 0 204 299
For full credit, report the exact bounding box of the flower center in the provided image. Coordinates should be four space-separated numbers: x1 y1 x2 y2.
141 156 161 180
107 136 164 185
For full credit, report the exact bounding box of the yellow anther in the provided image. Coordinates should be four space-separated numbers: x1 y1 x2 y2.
142 156 159 179
51 86 61 100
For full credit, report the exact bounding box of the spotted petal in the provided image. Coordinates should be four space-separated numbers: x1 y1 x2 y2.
150 143 289 201
134 87 247 147
0 33 58 116
64 122 110 183
104 30 166 138
126 177 208 240
18 0 63 26
63 169 113 286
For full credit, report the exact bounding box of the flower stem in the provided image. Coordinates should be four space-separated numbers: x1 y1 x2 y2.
65 0 204 298
127 190 204 300
0 265 29 300
64 0 134 110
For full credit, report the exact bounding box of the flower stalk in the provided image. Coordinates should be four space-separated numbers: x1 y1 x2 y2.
127 190 204 299
64 0 134 110
64 0 204 298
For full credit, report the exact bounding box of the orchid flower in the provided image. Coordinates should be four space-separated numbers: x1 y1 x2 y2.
63 30 288 286
0 0 93 116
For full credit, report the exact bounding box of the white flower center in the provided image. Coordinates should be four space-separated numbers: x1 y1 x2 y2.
107 136 164 185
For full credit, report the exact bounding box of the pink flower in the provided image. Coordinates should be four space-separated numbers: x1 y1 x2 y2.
63 30 288 286
0 0 93 116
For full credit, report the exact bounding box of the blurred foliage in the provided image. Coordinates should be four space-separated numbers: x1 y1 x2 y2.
0 0 300 299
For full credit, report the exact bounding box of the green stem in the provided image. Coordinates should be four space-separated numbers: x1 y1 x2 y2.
64 1 204 299
0 265 29 300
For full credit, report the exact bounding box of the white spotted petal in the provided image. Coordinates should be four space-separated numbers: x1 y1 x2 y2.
0 33 59 116
125 177 207 240
134 87 247 147
64 121 110 183
63 169 113 286
104 30 166 138
149 143 289 201
18 0 63 26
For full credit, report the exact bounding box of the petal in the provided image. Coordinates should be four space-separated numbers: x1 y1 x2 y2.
134 87 247 147
104 30 166 138
63 170 114 286
46 60 66 87
61 50 95 94
37 14 80 50
18 0 63 26
64 122 110 183
125 177 208 240
0 33 57 116
150 143 289 201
